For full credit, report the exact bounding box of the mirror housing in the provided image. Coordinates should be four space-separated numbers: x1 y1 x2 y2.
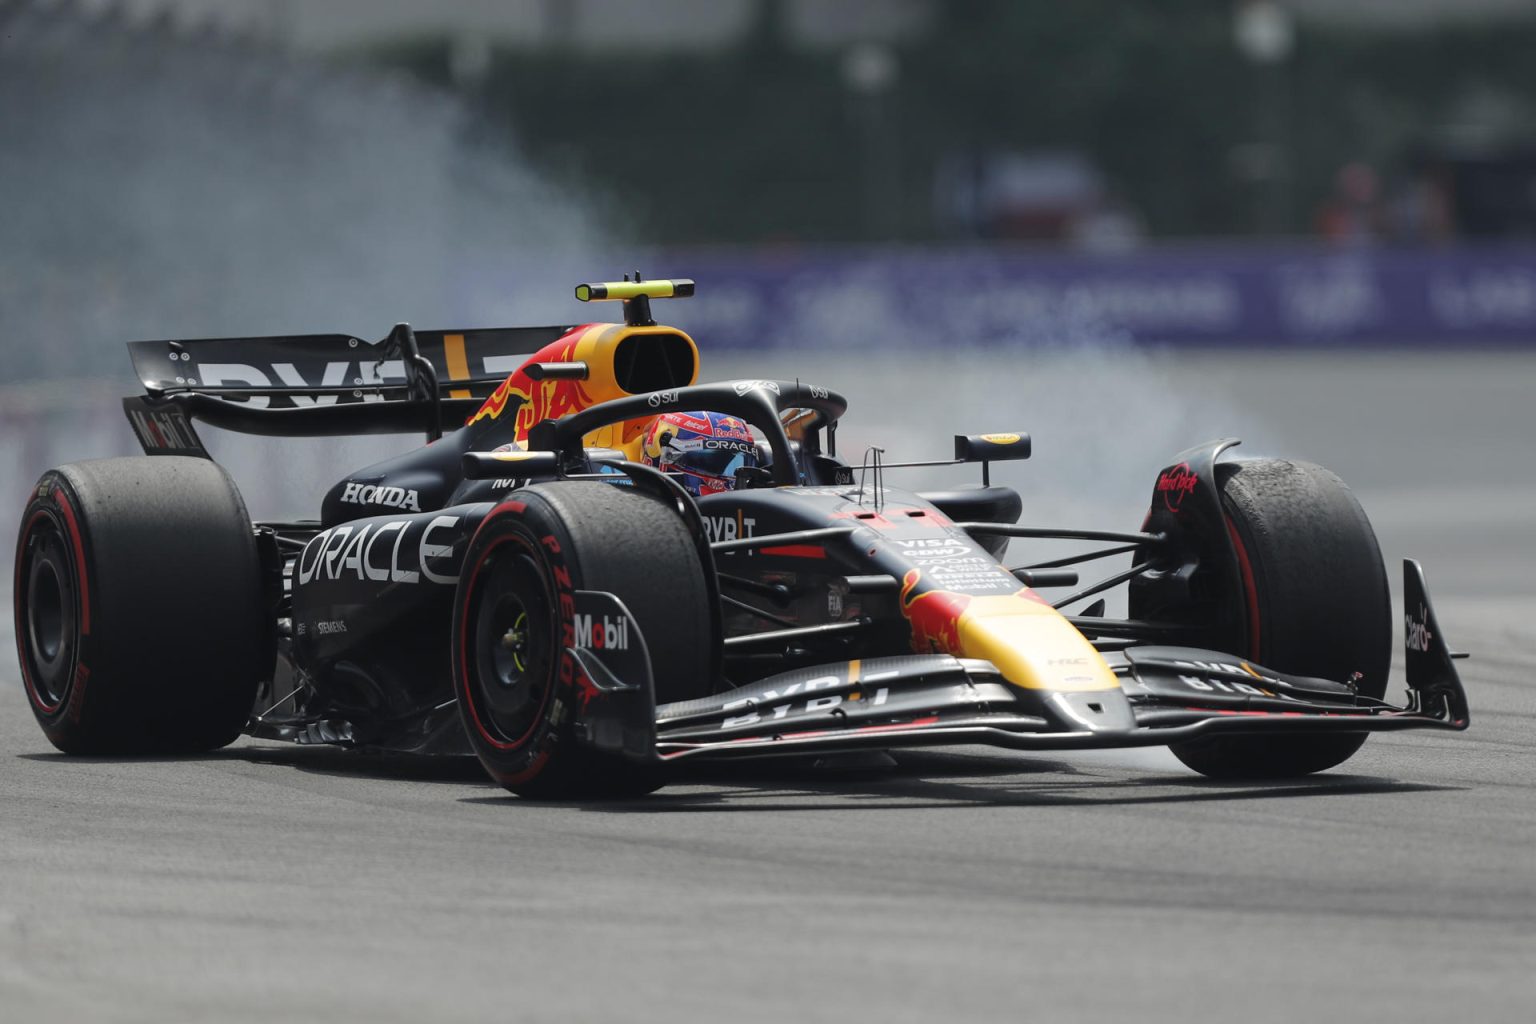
955 432 1032 463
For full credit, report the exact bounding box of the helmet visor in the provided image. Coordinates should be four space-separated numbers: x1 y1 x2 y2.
667 440 757 481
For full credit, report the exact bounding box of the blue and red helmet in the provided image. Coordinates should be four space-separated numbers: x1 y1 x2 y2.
641 411 760 497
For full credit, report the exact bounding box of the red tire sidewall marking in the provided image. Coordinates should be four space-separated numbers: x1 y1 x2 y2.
15 508 61 715
1224 514 1262 660
52 485 95 726
16 485 93 718
51 485 90 635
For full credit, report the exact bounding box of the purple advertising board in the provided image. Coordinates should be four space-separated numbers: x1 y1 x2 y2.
579 242 1536 350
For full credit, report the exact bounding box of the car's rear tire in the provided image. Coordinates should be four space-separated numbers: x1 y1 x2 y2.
13 457 272 754
1138 457 1392 778
453 481 713 799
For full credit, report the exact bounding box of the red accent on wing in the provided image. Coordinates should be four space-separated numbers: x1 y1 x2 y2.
1185 708 1319 718
742 715 948 744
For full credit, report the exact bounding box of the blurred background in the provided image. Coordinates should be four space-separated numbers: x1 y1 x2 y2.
6 9 1534 1020
3 0 1534 595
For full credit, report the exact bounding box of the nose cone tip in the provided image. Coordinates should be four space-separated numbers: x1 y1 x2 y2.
1043 690 1137 733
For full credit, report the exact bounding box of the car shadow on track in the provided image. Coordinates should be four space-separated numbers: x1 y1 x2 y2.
19 745 1462 808
16 745 495 785
458 750 1464 812
233 745 495 784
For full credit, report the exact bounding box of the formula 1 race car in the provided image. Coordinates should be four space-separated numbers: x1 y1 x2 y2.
13 278 1470 797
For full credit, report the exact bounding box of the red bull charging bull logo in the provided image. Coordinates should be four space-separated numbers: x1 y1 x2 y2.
466 332 593 439
899 569 971 656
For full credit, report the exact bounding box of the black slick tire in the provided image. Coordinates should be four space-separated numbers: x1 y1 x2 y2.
14 457 271 754
453 481 712 799
1165 458 1392 778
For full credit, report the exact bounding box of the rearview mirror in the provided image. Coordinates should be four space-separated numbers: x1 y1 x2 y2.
954 433 1032 463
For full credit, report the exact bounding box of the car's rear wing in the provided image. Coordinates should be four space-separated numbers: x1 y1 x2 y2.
128 324 570 407
123 322 573 452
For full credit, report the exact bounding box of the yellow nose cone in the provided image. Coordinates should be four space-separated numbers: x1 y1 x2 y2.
957 594 1119 692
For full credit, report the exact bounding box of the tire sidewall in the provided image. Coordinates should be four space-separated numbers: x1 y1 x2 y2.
453 495 580 789
1174 458 1391 777
453 481 714 798
1218 458 1391 699
14 474 97 747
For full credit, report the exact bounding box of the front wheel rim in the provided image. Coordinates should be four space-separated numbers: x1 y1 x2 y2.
470 548 555 745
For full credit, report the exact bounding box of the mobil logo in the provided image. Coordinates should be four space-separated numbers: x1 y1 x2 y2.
573 612 630 651
1157 462 1198 512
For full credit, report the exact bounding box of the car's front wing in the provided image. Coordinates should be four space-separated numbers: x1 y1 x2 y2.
570 560 1468 765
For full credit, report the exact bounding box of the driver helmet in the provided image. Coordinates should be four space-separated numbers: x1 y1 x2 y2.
641 410 760 496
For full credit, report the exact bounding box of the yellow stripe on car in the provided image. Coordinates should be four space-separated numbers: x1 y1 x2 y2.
443 333 472 399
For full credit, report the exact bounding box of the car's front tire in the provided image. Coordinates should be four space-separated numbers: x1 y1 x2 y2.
1134 457 1392 778
453 481 713 799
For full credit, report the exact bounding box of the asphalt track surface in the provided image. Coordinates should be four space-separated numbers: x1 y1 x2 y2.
3 350 1534 1023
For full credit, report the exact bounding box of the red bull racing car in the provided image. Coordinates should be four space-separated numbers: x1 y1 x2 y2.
13 278 1469 797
